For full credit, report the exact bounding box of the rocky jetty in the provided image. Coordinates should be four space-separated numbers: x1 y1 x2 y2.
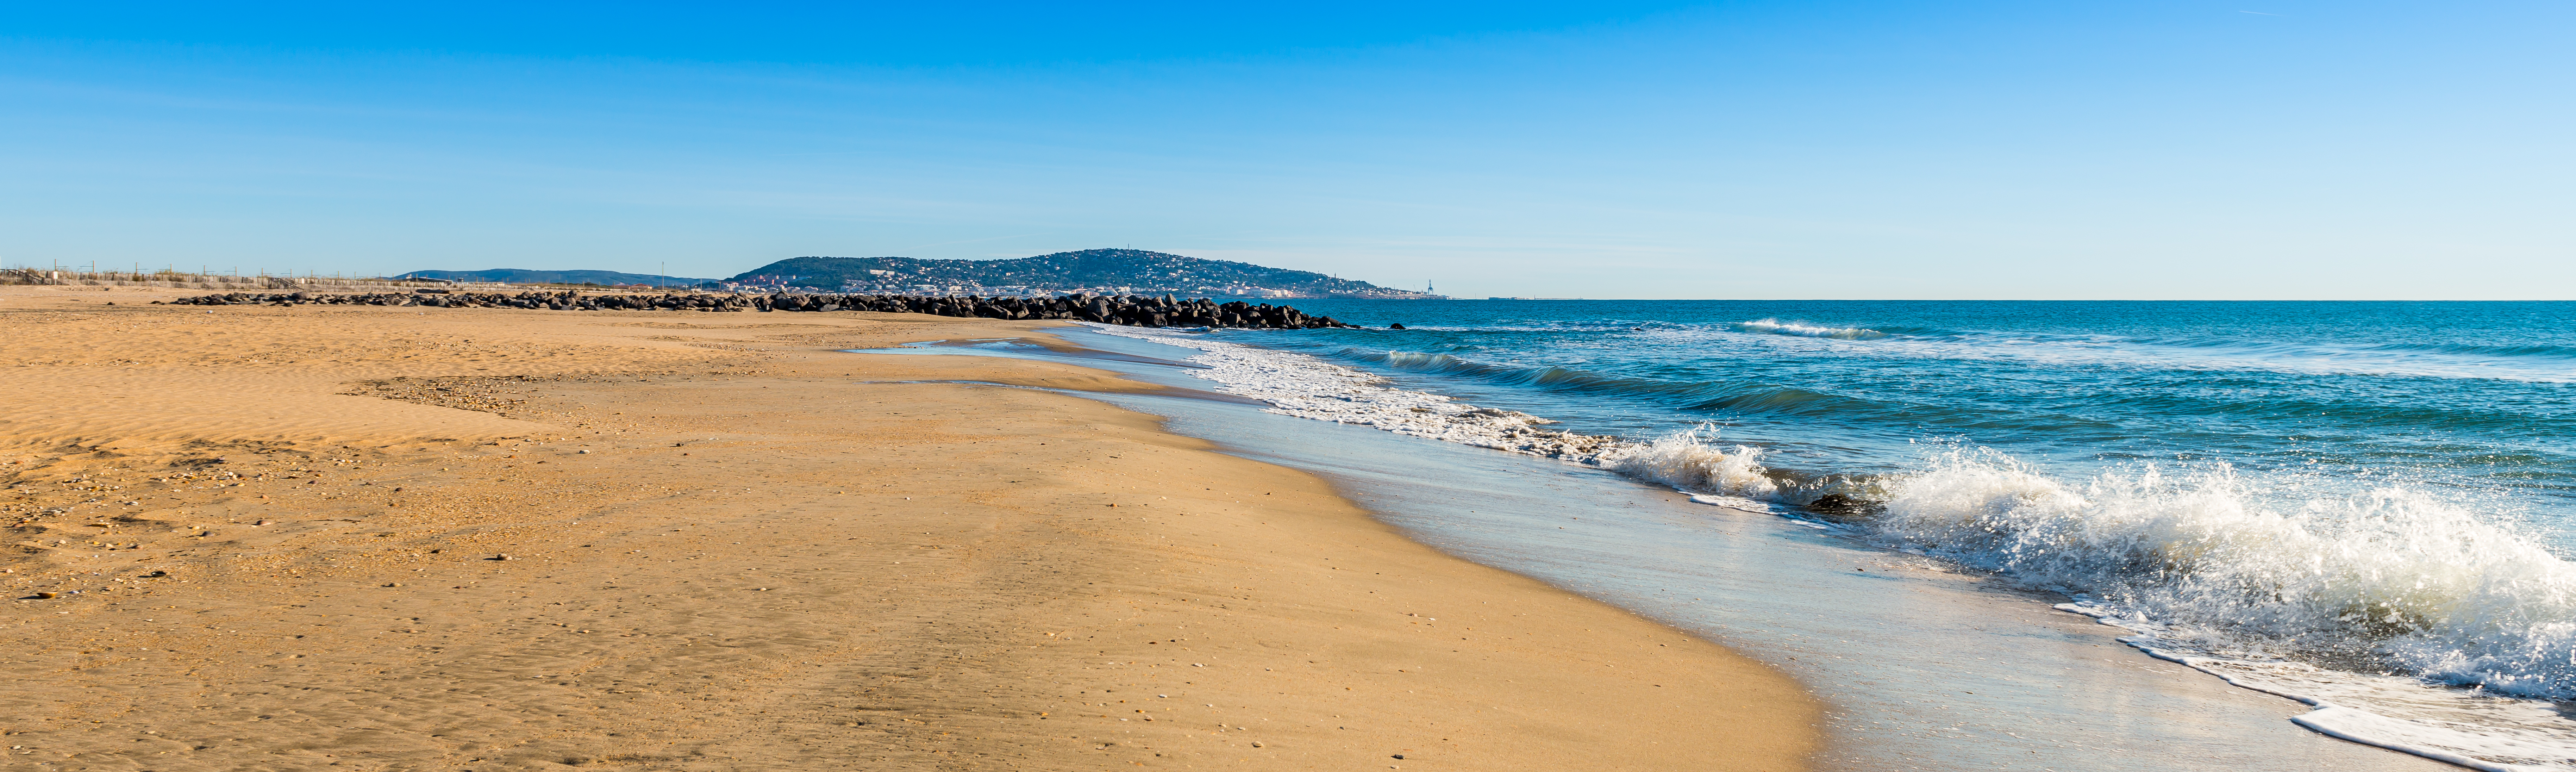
163 290 1366 330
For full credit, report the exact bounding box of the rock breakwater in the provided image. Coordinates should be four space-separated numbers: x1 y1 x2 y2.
164 290 1367 329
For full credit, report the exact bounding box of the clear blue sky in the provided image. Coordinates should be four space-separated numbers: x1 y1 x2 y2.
5 2 2568 299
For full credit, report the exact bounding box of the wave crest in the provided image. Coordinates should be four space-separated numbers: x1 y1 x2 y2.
1728 318 1889 340
1597 426 1780 503
1877 449 2576 699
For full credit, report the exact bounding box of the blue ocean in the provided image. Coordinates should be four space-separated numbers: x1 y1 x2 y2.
1261 300 2575 515
1078 299 2576 769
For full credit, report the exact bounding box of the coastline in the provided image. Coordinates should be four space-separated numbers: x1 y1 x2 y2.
0 285 1819 770
911 323 2465 772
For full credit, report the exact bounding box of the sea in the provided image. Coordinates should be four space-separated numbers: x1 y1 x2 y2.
867 299 2576 771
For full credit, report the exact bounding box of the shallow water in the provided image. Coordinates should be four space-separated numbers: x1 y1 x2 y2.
856 330 2460 770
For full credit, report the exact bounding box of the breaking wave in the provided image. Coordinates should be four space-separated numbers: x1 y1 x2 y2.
1727 318 1892 340
1596 427 1782 511
1876 450 2576 690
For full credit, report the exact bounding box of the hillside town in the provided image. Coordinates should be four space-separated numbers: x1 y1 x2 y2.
383 249 1448 299
718 248 1446 299
717 274 1387 299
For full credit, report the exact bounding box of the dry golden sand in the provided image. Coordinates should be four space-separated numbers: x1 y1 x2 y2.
0 284 1820 770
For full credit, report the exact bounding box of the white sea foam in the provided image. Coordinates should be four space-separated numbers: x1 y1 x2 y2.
1728 318 1889 340
1087 325 1615 459
1684 317 2576 383
2062 602 2576 770
1882 450 2576 769
1092 325 1779 479
1596 425 1779 508
1084 324 2576 769
1875 450 2576 694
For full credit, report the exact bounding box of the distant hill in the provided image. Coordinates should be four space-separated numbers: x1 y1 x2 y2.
728 249 1436 298
392 269 716 287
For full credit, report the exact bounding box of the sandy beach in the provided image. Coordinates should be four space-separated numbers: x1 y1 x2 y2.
0 284 1819 770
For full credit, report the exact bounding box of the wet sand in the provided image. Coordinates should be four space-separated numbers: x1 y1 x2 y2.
0 285 1819 770
903 326 2462 772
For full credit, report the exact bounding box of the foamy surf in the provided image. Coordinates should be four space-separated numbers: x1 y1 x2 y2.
1878 450 2576 689
2062 602 2576 771
1081 322 2576 771
1727 318 1890 340
1874 452 2576 769
1086 324 1619 459
1688 494 1776 513
1088 324 1772 483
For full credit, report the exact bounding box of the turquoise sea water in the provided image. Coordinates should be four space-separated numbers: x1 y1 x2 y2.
1120 299 2576 768
1252 300 2576 521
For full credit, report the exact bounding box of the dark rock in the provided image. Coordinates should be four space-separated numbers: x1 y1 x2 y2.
168 288 1366 330
1806 494 1868 517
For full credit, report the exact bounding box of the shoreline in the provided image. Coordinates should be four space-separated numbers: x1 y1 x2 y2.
0 285 1819 770
962 323 2466 772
